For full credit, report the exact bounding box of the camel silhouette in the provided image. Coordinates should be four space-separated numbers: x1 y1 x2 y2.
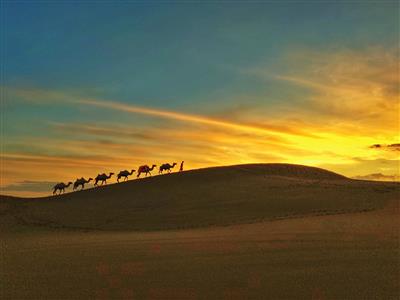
159 163 177 174
137 165 156 178
53 182 72 195
94 172 114 186
73 177 93 190
117 169 135 182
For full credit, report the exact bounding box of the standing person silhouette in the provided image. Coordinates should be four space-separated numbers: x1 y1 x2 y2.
179 161 184 172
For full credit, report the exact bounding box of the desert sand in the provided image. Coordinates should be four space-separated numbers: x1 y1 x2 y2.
1 164 399 299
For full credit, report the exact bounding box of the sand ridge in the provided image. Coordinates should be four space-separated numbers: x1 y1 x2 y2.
1 164 398 233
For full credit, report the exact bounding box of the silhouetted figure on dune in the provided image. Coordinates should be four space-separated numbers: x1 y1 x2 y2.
73 177 93 190
179 161 184 172
94 173 114 186
117 169 135 182
137 165 156 178
159 163 177 174
53 182 72 195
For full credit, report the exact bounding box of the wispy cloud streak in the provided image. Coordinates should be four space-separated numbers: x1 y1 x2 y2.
8 87 313 139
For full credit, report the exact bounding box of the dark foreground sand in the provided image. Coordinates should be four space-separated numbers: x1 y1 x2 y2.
1 164 399 299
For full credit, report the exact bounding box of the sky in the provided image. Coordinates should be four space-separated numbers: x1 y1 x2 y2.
1 1 399 197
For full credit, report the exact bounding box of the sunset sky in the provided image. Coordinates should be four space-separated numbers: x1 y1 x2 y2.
1 2 399 196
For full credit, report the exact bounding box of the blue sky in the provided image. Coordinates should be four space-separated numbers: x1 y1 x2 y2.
4 2 396 103
1 1 399 196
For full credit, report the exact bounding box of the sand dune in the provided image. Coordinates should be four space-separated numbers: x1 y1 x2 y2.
0 164 397 232
1 164 399 299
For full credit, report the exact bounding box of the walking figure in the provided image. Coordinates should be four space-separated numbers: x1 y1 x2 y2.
179 161 184 172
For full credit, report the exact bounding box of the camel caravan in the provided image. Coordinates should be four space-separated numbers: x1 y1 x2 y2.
52 161 184 195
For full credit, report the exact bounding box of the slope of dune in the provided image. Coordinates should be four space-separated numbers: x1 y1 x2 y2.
1 164 398 232
2 164 399 299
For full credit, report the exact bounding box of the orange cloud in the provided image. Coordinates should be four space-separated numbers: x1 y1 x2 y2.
274 47 399 125
369 143 400 151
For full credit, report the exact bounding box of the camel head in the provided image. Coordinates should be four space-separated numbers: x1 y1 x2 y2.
172 163 177 167
130 169 135 174
152 164 157 168
67 182 73 186
88 178 93 182
109 172 114 177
